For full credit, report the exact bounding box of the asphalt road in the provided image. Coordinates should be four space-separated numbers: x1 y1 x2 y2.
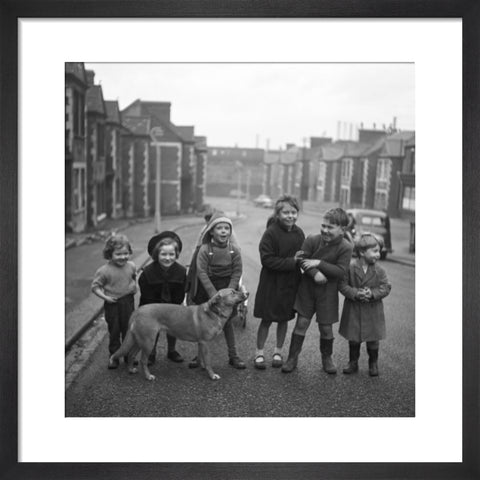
65 199 415 417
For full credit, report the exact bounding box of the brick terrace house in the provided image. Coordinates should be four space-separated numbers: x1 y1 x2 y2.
65 62 88 233
176 126 196 213
306 137 333 202
398 133 415 218
85 70 108 228
373 131 415 217
206 146 264 199
122 100 189 216
105 100 123 219
194 136 208 209
263 149 281 199
120 116 151 218
338 141 371 209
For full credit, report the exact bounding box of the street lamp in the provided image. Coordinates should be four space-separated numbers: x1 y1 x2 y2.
150 126 165 233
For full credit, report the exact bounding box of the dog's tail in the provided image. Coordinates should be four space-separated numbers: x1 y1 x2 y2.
110 314 137 361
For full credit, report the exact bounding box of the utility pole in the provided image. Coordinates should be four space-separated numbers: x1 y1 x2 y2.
150 126 165 233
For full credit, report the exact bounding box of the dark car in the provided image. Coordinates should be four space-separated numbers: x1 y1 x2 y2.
346 208 392 260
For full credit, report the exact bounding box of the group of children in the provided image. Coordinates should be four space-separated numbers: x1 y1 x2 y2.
92 194 391 377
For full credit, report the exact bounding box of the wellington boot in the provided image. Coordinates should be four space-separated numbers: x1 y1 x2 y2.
320 338 337 374
367 347 379 376
369 361 379 377
343 342 360 374
281 333 305 373
343 360 359 374
321 354 337 374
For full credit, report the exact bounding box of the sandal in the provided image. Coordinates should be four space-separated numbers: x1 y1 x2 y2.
254 355 266 370
272 353 283 368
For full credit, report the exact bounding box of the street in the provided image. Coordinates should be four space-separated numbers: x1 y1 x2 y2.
65 198 415 417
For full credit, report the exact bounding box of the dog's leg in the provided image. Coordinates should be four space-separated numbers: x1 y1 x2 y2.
198 342 220 380
127 345 140 374
138 338 157 381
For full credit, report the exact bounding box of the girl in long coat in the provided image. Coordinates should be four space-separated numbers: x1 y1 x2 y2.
253 195 305 369
338 233 392 376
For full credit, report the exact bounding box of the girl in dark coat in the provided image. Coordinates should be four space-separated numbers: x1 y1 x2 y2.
138 231 186 365
338 233 391 376
253 195 305 369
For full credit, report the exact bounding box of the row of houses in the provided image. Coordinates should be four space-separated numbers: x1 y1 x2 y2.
66 62 414 235
65 63 208 233
208 129 415 220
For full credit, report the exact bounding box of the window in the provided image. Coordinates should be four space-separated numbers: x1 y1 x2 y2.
73 90 85 137
402 186 415 211
97 123 105 157
73 165 86 211
374 191 387 210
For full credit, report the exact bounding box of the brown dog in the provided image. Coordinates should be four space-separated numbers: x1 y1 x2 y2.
109 288 249 381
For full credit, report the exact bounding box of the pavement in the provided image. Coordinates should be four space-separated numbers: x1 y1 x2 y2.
65 199 414 353
65 214 207 351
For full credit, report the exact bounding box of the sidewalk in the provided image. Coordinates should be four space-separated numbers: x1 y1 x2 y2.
65 214 205 351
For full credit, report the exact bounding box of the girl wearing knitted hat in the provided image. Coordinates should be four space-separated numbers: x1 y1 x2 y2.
187 211 246 370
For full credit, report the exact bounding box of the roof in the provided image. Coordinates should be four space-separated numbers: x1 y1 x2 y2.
105 101 121 124
176 126 195 142
122 116 151 136
280 146 300 165
65 63 87 86
381 131 415 157
86 85 106 115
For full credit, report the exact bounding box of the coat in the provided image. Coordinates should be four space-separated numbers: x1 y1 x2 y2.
294 233 353 324
138 261 187 306
253 221 305 323
338 258 392 342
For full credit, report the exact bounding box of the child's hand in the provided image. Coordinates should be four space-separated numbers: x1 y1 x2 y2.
301 259 320 270
313 271 327 285
294 250 304 261
362 288 373 300
104 295 118 304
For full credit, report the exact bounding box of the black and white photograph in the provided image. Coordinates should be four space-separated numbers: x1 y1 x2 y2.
64 62 416 418
8 13 474 478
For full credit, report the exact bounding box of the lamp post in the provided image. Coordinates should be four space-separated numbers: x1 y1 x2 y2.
235 160 243 217
150 126 165 233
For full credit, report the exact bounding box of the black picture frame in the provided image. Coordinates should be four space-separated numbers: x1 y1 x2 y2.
1 1 478 479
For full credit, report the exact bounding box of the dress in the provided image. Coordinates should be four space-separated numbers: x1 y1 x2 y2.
253 221 305 323
338 258 392 342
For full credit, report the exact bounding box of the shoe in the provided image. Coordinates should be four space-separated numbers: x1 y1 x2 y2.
321 355 337 374
188 356 199 369
108 358 119 369
254 355 266 370
167 351 184 363
369 361 379 377
272 353 283 368
343 361 359 374
229 356 246 369
281 333 305 373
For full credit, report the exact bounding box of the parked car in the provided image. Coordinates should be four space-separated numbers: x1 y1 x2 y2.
253 194 274 208
346 208 392 260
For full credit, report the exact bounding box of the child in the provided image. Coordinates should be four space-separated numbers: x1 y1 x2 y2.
282 207 353 374
187 211 246 369
138 231 187 365
92 234 137 369
338 233 392 376
253 195 305 369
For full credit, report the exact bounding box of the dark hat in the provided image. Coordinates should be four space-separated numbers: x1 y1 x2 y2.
147 231 183 257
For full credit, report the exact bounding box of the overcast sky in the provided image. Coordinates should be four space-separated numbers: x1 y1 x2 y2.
85 63 414 149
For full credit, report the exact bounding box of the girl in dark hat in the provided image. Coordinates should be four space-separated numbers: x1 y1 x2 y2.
138 231 187 364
